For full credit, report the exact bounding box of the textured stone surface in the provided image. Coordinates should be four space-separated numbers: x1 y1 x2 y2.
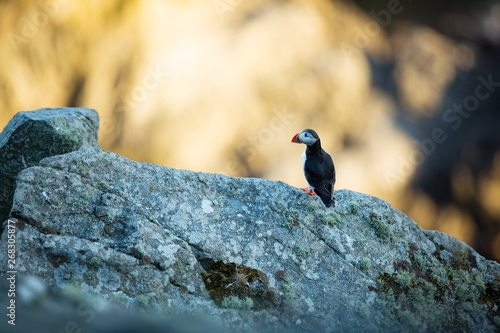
0 107 99 223
1 146 499 332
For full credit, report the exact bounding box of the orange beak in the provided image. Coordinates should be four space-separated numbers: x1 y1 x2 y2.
291 133 300 143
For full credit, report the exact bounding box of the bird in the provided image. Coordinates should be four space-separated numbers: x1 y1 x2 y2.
291 129 335 207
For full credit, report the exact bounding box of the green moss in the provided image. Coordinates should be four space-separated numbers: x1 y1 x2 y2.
320 211 342 226
137 294 151 307
354 234 366 247
368 212 392 239
411 252 430 271
282 283 295 303
295 248 309 261
359 304 370 319
89 256 103 270
305 201 318 213
111 292 128 305
347 202 360 215
454 271 486 302
429 267 449 288
373 243 497 331
79 191 92 201
221 296 254 310
360 257 371 272
282 210 299 229
449 246 475 271
67 277 83 289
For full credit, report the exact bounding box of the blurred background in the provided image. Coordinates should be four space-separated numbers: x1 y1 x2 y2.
0 0 499 261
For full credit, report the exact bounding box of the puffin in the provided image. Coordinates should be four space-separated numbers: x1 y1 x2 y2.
291 129 335 207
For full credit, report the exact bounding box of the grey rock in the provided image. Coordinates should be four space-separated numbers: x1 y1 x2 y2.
0 107 99 223
1 146 499 332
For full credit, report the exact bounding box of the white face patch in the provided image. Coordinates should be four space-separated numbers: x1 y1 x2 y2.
299 131 318 146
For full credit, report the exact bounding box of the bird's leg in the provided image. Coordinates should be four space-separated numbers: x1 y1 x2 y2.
302 187 315 195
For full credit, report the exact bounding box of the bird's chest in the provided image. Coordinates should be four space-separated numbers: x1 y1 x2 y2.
301 149 307 171
302 149 324 172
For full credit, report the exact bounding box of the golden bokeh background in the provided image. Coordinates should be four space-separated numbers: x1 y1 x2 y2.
1 0 499 260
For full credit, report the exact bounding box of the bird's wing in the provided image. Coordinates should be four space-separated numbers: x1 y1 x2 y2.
325 152 335 200
304 151 335 205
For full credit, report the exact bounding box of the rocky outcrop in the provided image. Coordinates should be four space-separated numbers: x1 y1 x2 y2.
1 143 499 332
0 108 99 223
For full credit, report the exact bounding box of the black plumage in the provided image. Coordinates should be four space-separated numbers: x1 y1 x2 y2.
292 129 336 207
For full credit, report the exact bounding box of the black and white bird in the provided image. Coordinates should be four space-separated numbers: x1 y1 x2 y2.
291 129 335 207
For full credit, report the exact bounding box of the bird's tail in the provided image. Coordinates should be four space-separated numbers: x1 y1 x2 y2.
318 191 335 208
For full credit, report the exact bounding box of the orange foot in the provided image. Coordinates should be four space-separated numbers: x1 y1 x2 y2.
302 187 315 195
